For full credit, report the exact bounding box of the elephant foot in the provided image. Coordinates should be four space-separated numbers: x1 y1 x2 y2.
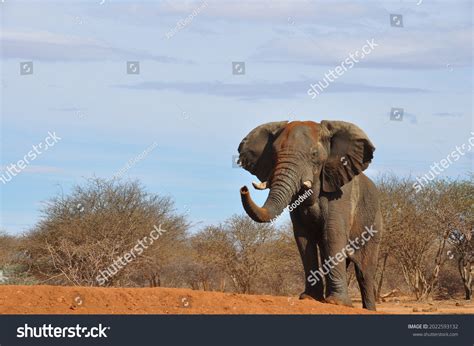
365 305 376 311
299 291 324 302
324 295 353 308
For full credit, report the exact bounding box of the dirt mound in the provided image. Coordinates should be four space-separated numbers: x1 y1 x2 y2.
0 285 377 315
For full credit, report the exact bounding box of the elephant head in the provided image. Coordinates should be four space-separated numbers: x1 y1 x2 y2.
238 120 375 223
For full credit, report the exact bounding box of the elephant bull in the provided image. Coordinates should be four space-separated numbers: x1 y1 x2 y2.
238 120 383 310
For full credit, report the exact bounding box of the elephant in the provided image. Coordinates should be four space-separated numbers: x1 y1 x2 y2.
237 120 383 310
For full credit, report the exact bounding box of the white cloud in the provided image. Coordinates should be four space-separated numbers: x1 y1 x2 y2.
86 1 376 23
253 28 473 69
159 0 381 23
116 79 429 100
433 112 463 118
0 31 189 63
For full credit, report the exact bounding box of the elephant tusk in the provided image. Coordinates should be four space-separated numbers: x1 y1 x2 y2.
303 181 312 189
252 181 268 190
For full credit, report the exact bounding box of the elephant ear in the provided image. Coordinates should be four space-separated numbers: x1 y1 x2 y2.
238 121 288 182
320 120 375 193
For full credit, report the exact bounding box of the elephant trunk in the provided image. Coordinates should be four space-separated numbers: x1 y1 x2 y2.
241 159 299 223
240 186 274 222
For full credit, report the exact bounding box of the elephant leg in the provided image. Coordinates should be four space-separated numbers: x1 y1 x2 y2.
354 263 377 311
291 214 324 301
320 220 353 307
353 210 382 310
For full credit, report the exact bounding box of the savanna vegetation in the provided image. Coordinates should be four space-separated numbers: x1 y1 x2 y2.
0 176 472 301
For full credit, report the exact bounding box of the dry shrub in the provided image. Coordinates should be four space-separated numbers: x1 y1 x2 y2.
22 178 187 287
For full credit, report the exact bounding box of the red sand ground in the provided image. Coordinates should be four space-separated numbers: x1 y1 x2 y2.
0 285 472 314
0 285 374 314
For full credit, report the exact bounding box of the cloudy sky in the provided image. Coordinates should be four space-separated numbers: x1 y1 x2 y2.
1 0 472 234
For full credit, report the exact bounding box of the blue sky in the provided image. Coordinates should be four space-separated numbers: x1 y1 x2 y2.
1 0 472 234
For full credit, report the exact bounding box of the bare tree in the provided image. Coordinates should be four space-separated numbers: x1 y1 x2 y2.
189 226 231 291
376 175 403 299
218 215 278 294
258 223 302 295
377 175 473 300
22 178 187 287
0 231 17 284
443 177 473 299
0 231 35 285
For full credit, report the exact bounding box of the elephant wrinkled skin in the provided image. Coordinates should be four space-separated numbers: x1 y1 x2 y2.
238 120 383 310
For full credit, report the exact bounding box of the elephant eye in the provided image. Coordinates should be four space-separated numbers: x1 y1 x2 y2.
311 149 322 164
